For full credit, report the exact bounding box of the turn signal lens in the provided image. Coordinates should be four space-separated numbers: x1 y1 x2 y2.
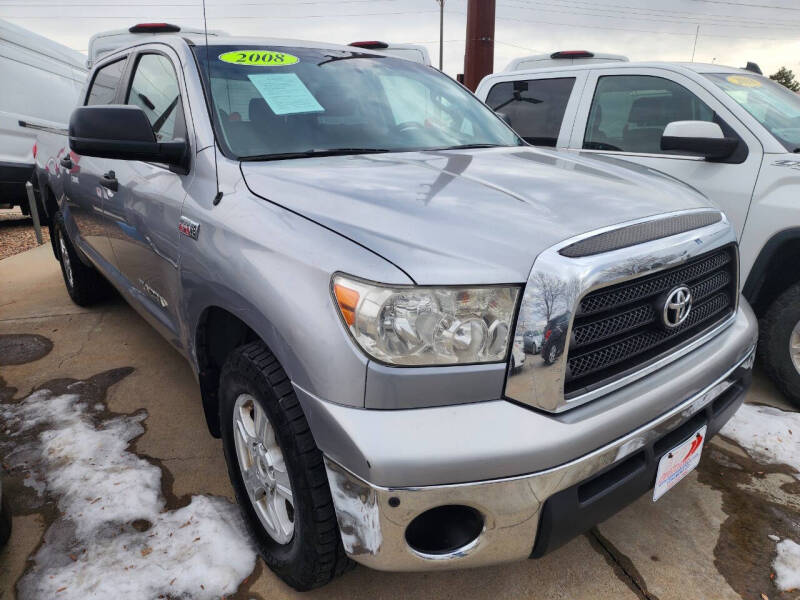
332 274 520 366
334 283 360 326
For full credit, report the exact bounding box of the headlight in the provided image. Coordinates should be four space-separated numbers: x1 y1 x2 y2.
332 274 520 366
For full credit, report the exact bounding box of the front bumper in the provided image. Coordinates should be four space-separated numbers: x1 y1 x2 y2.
325 346 754 571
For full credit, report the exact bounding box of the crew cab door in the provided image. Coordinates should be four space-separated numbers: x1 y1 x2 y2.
102 48 194 346
63 55 129 270
568 68 763 237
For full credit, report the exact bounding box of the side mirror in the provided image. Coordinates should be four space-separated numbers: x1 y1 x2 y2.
661 120 738 161
69 105 189 171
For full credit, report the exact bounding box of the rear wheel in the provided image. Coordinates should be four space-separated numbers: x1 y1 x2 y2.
219 341 352 591
53 211 109 307
759 283 800 408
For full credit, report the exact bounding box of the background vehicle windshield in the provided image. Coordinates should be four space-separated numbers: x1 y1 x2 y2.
705 72 800 152
194 45 522 159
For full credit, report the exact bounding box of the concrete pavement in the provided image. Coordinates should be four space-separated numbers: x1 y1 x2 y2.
1 244 798 599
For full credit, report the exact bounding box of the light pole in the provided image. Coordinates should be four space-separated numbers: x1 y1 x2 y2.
437 0 445 71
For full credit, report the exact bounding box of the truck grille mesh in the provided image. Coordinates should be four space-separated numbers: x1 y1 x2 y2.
565 246 736 396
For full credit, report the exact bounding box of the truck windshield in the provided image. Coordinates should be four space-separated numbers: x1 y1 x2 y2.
193 45 522 160
704 72 800 152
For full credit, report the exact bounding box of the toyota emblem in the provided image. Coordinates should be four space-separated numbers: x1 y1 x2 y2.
663 286 692 329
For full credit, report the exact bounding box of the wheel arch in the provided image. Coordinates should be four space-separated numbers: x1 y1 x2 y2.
742 228 800 315
193 305 261 437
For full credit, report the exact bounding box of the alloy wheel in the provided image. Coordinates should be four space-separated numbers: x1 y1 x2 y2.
232 393 295 544
791 320 800 375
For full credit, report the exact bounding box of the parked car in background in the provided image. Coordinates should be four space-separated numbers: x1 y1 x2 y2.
478 59 800 406
540 314 569 365
0 18 85 214
523 329 541 354
34 27 756 590
349 40 431 65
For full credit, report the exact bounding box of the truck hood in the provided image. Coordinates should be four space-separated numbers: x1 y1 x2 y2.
241 146 715 284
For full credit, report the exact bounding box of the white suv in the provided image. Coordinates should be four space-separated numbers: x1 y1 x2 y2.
477 60 800 406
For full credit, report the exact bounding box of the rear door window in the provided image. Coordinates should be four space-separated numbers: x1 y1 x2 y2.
583 75 715 154
484 77 575 146
86 58 127 106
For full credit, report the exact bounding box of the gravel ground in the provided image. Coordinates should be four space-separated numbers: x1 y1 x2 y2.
0 207 49 260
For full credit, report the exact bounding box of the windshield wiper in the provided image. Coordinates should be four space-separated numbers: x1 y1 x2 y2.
435 143 507 150
240 148 391 162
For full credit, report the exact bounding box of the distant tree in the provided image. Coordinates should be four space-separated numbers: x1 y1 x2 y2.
769 66 800 92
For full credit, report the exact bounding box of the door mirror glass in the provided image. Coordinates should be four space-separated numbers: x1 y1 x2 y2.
661 120 738 160
68 105 188 168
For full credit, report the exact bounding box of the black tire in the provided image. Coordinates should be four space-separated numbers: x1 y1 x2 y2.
219 341 353 591
53 211 109 307
0 490 11 549
759 283 800 408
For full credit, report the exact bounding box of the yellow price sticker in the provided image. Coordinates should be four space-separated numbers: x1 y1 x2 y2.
218 50 299 66
726 75 762 88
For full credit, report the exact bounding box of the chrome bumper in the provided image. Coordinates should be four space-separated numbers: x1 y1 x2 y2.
324 345 755 572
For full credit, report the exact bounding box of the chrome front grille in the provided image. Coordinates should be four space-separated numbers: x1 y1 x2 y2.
578 250 732 315
565 245 737 396
504 209 738 414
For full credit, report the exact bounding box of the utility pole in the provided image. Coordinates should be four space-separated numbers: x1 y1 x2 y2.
437 0 445 71
463 0 495 91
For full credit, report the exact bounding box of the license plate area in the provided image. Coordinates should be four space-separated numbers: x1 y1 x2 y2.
653 425 707 501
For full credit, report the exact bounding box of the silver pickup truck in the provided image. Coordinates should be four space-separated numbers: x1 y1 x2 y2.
33 29 757 591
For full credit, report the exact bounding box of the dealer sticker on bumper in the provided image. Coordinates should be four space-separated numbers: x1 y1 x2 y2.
653 425 707 501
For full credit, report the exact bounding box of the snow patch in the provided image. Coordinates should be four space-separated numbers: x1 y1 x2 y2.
1 385 257 600
774 539 800 592
720 403 800 475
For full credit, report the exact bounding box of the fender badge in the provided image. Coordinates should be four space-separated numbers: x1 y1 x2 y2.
178 216 200 240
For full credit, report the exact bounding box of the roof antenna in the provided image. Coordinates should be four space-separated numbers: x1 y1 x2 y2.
202 0 222 206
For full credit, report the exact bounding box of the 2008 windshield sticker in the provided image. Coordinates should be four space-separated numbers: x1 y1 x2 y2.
726 75 761 88
218 50 299 66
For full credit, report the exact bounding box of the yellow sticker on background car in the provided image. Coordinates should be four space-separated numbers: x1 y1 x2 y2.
218 50 299 66
726 75 762 88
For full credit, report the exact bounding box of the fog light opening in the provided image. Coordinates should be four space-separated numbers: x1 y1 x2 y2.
404 505 484 556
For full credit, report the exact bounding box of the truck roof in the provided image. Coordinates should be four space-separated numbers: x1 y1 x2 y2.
504 51 628 72
484 60 750 81
88 25 225 68
89 31 392 68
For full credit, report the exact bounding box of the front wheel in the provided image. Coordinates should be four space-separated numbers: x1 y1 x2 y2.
219 341 353 591
759 283 800 408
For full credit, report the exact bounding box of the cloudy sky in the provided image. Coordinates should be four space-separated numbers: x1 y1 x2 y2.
2 0 799 77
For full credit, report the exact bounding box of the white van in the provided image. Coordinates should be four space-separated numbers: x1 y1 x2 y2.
504 50 627 72
0 19 86 210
